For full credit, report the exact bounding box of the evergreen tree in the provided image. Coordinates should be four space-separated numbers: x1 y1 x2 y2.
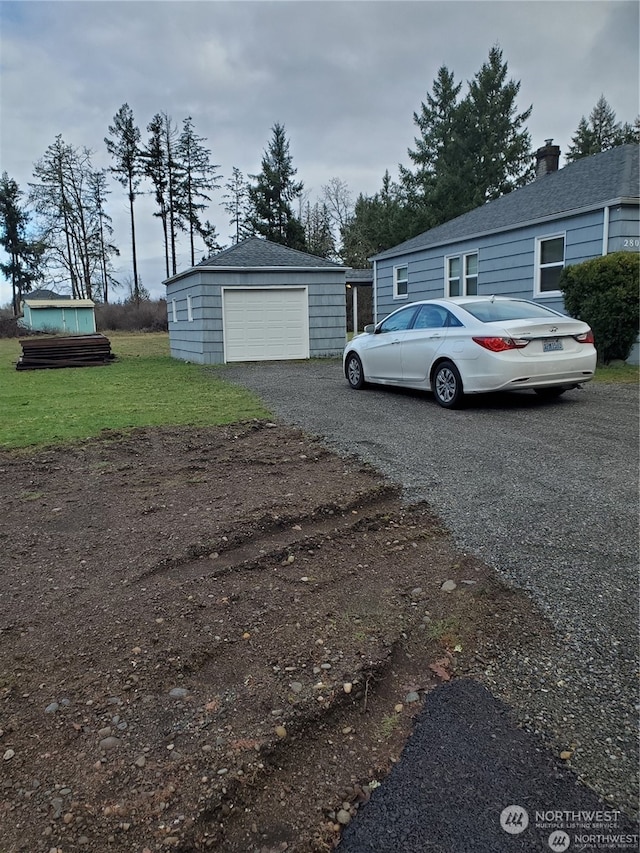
341 172 414 266
88 170 119 303
398 49 533 231
105 104 142 303
177 116 221 266
222 167 252 245
0 172 45 316
143 113 171 279
566 96 639 161
399 65 468 228
198 219 223 256
248 123 305 248
462 45 534 204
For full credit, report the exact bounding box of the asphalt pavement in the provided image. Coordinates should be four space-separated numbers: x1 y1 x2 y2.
221 360 639 850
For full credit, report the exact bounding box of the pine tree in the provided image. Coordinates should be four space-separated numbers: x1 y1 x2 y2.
566 96 639 161
248 123 305 248
105 104 142 303
87 170 119 303
341 172 413 266
143 113 171 279
399 65 468 228
463 46 534 204
177 116 221 267
0 172 45 316
223 167 252 245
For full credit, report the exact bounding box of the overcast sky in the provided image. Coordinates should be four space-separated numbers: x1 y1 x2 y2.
1 0 638 305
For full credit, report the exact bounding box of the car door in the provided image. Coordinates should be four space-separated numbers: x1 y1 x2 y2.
364 305 419 381
400 304 452 383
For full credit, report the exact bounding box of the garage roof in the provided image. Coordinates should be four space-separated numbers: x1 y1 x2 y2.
196 236 347 270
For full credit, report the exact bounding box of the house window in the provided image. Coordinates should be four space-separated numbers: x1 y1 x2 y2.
446 252 478 296
171 299 177 323
536 235 565 295
187 294 193 322
393 265 408 299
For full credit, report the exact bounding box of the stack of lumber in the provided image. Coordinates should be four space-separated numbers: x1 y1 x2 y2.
16 334 115 370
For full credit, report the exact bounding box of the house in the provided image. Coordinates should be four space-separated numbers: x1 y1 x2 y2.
370 143 639 360
21 291 96 335
165 237 348 364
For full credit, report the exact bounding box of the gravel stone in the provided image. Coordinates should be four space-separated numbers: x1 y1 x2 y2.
225 362 639 817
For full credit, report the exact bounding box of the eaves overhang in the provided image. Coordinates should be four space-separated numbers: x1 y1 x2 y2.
164 264 349 286
370 195 639 264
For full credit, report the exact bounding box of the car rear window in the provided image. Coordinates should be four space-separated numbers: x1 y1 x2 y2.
459 300 562 323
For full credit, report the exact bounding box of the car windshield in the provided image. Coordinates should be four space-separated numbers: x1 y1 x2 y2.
459 300 562 323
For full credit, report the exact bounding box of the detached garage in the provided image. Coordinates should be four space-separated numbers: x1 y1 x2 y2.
165 237 348 364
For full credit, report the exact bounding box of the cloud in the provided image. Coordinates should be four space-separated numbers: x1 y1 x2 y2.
0 0 637 305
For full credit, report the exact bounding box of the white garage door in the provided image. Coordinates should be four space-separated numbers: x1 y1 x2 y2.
223 287 309 362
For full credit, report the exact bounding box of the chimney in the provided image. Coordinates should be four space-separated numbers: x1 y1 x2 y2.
535 139 561 177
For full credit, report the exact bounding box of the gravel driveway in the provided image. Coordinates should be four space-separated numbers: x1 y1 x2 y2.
222 360 639 819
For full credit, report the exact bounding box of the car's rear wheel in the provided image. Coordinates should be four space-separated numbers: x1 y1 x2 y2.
433 360 464 409
345 352 366 389
534 387 566 399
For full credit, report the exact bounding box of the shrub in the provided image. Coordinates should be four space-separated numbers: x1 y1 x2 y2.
0 311 33 338
95 299 168 333
560 252 639 363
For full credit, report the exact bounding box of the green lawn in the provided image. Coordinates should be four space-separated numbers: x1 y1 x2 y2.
0 332 270 450
1 332 636 450
591 362 639 383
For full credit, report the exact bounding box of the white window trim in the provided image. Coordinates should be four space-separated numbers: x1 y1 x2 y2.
393 265 409 300
187 294 193 322
535 233 566 297
171 299 177 323
445 251 478 297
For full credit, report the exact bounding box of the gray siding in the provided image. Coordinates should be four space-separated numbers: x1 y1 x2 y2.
608 203 640 252
375 207 638 320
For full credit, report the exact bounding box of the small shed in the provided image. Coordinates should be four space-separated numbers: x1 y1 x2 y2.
22 298 97 335
165 237 349 364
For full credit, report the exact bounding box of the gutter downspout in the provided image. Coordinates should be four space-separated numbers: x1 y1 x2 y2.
373 259 378 324
602 205 610 256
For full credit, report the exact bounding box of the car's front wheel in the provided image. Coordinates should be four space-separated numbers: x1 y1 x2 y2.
432 360 464 409
345 352 366 389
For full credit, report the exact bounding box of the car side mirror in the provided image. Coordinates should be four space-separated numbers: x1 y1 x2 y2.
364 323 376 334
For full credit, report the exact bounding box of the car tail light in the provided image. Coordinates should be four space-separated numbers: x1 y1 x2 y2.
472 336 529 352
574 330 595 344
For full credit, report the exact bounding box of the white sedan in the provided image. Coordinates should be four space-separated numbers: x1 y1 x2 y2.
343 296 597 408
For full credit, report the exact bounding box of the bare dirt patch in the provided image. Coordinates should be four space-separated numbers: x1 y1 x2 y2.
0 421 552 852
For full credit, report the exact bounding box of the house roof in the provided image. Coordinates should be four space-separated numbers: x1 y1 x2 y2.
195 236 347 271
28 288 71 300
24 299 95 308
372 144 640 261
345 268 374 284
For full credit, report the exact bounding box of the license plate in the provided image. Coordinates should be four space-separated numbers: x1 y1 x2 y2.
543 338 563 352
